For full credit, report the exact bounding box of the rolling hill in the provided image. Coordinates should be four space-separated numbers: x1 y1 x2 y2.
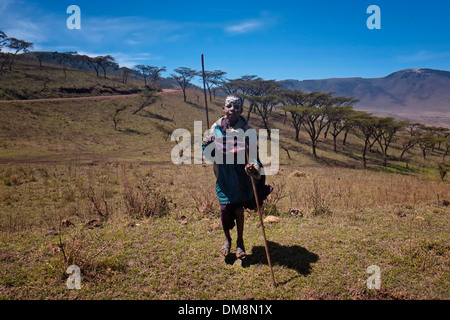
283 68 450 127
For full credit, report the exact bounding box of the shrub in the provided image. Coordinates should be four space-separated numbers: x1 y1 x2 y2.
261 180 287 216
437 162 448 181
86 186 110 220
123 178 170 219
308 178 332 216
262 203 279 216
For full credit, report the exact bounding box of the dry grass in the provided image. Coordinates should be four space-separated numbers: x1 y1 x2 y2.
0 162 448 300
284 166 447 215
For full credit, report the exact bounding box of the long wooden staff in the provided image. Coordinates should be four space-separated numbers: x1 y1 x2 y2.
245 142 276 287
201 54 210 129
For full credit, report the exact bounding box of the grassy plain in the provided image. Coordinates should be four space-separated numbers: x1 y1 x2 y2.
0 60 449 300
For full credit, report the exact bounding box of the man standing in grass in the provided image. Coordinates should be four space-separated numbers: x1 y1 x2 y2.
202 94 272 259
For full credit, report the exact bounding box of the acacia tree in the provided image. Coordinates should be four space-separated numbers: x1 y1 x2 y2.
350 113 377 168
6 37 33 70
442 137 450 161
327 103 355 152
132 90 160 115
372 117 405 166
120 67 134 84
279 89 308 142
0 30 8 71
417 131 439 159
83 55 117 78
148 66 167 82
242 78 282 122
290 92 335 159
433 127 450 151
0 31 6 49
83 55 100 77
245 94 280 139
57 51 77 77
414 125 447 160
398 122 422 162
218 75 262 108
135 65 150 85
97 55 117 79
112 105 128 131
241 78 283 138
323 96 356 139
218 77 242 95
202 70 227 101
170 67 197 102
31 52 46 70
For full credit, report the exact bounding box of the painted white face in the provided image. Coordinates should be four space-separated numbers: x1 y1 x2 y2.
223 96 242 123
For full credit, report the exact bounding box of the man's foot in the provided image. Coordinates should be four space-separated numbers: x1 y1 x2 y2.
220 240 231 257
236 241 246 259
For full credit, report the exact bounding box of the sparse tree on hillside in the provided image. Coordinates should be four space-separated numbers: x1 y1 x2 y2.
120 67 134 84
31 52 45 70
0 30 9 72
416 125 444 159
134 65 166 87
0 31 6 42
57 51 77 77
148 66 167 82
0 31 7 51
84 55 100 77
113 105 128 131
290 92 341 159
279 89 308 142
326 105 357 152
372 117 405 166
438 162 448 181
218 77 244 95
398 122 422 162
96 55 117 79
241 77 281 122
417 132 436 160
135 65 150 86
350 113 377 168
433 127 450 151
170 67 197 102
442 138 450 161
84 55 117 78
6 38 33 70
132 90 160 115
244 94 280 138
203 70 227 101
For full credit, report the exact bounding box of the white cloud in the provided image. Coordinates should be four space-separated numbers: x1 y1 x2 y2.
224 11 279 35
77 51 163 69
3 20 48 43
0 1 185 50
225 20 264 34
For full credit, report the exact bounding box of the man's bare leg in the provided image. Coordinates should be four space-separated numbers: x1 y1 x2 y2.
221 228 232 257
235 207 246 259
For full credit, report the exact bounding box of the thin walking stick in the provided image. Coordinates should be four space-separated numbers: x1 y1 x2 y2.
245 142 276 287
201 54 210 129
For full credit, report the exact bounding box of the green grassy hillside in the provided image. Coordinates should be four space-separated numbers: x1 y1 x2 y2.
0 56 152 100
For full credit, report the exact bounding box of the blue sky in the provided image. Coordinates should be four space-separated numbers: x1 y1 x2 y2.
1 0 450 82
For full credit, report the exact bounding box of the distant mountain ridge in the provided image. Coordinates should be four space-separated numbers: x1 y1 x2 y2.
282 68 450 127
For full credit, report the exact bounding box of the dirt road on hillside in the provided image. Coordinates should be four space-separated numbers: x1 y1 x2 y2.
0 89 180 104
